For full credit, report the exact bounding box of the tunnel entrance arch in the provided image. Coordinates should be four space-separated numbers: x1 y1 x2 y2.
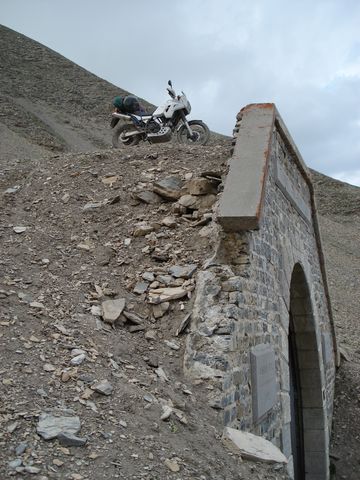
288 263 329 479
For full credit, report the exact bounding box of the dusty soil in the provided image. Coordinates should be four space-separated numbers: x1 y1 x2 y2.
1 23 359 480
0 143 289 480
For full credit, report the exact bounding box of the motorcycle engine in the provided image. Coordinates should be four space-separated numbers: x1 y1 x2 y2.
146 119 161 134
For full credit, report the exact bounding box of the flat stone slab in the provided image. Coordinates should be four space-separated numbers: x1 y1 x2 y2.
250 343 277 421
148 287 188 304
224 427 287 463
37 413 81 440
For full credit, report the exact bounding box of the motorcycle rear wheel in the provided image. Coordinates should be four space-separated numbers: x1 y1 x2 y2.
112 123 140 147
177 120 210 146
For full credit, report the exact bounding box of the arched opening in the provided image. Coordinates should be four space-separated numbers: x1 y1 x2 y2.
289 318 305 479
287 263 329 480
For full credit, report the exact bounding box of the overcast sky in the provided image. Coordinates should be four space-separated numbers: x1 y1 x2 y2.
1 0 360 185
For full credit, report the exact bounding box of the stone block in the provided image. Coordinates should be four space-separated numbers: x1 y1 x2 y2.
304 451 329 476
299 368 322 389
321 332 333 366
232 369 244 385
250 344 277 422
280 392 291 424
281 422 292 458
301 387 325 408
302 408 325 430
279 327 289 362
296 332 319 351
297 349 321 369
275 158 312 224
279 355 290 391
302 475 327 480
292 313 316 332
304 429 326 452
286 455 294 479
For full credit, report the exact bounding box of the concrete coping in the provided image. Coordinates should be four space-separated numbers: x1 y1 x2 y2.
218 103 311 232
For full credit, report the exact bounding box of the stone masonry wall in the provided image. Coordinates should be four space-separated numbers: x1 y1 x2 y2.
184 105 336 477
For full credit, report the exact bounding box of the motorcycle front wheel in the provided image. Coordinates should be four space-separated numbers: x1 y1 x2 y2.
177 120 210 146
112 123 141 147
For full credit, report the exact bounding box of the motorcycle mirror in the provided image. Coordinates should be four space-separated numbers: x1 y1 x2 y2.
168 80 172 87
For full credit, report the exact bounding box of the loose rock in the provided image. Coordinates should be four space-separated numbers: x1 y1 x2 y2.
169 264 197 279
133 282 149 295
153 176 184 200
37 413 81 440
152 302 170 318
70 353 86 366
57 432 87 447
164 340 180 351
134 190 163 204
133 223 155 237
155 367 169 382
187 177 217 195
92 380 113 396
122 310 144 324
9 459 22 469
164 458 180 472
13 226 27 234
148 287 187 304
161 216 178 228
101 298 126 324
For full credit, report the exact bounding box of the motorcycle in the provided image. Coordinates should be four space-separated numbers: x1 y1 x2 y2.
111 80 210 147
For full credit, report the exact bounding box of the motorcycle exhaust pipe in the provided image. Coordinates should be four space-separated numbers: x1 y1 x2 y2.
112 112 132 120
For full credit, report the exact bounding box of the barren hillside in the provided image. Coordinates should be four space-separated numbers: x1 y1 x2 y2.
0 24 152 158
0 24 359 480
310 171 360 479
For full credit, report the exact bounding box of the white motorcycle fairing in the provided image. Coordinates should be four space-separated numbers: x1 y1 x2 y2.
152 93 191 119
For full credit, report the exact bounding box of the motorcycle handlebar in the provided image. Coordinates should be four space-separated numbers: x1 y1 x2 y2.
167 87 176 99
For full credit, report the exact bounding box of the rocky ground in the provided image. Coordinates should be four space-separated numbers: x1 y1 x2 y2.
1 23 359 480
0 143 289 480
